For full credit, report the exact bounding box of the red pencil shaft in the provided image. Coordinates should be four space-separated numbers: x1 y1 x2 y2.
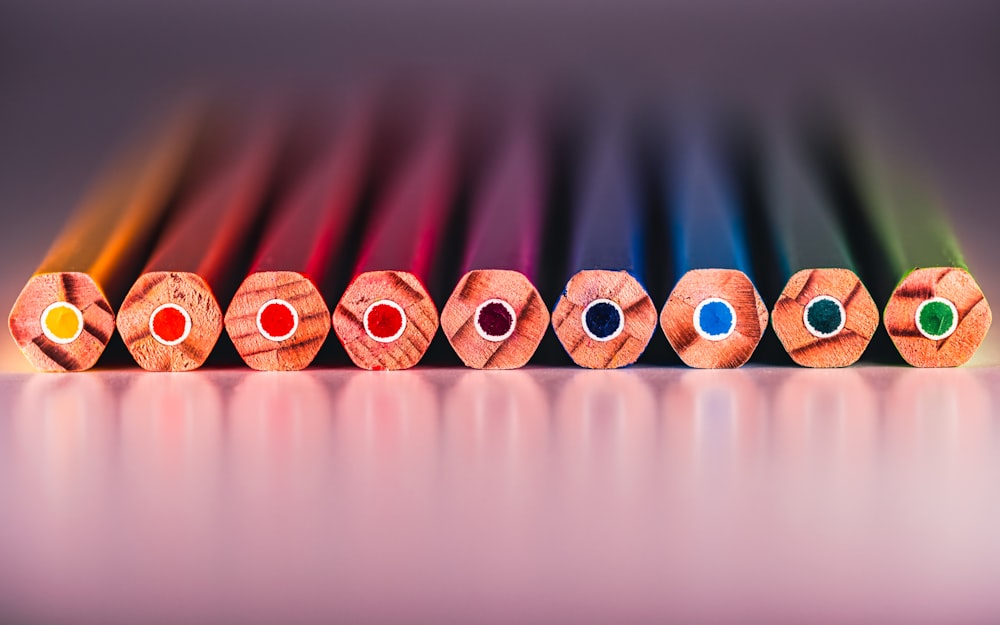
144 109 283 289
249 95 375 283
353 97 460 282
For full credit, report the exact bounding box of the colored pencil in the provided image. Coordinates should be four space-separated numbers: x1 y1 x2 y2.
660 120 768 369
440 102 549 369
225 96 374 370
763 123 880 367
116 109 282 371
845 115 991 367
331 95 459 370
550 106 657 369
8 104 201 371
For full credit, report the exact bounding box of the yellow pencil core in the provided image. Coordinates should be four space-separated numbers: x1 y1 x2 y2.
41 302 83 344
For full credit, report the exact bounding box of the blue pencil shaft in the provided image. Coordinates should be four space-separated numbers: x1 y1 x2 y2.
670 125 751 277
569 109 645 279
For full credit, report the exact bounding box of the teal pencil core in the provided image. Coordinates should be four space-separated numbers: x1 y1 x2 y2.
918 300 955 338
806 299 843 336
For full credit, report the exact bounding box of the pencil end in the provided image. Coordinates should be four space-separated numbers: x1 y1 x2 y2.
772 268 879 368
332 270 439 371
441 269 549 369
225 271 331 371
884 267 991 367
116 272 222 371
661 269 767 369
551 269 656 369
9 272 115 372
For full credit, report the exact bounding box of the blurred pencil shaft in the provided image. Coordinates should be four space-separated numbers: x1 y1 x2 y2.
37 103 202 300
462 104 544 278
250 94 375 282
844 115 965 273
143 108 282 291
569 107 644 276
671 123 750 275
763 124 854 275
354 95 460 281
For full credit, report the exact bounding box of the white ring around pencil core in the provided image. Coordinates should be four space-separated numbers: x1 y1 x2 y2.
363 299 407 343
803 295 847 339
474 298 517 342
581 298 625 342
40 301 84 345
148 303 193 346
915 297 959 341
256 299 299 342
693 297 737 342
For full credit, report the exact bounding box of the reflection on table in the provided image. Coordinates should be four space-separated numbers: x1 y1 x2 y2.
0 367 997 625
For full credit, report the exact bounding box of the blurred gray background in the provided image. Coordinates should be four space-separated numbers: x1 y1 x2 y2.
2 0 999 366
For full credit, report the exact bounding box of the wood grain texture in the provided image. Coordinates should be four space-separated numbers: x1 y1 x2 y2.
551 270 656 369
7 272 115 371
440 270 549 369
771 269 879 368
224 271 331 371
332 270 439 371
117 115 281 371
8 105 201 371
661 269 769 369
115 272 222 371
883 267 991 367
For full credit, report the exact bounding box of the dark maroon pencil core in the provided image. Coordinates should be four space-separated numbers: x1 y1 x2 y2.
477 301 514 338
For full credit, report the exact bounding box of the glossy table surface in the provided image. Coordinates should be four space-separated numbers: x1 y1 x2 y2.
1 365 999 624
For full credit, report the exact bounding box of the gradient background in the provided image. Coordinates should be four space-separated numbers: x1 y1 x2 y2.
1 0 999 368
1 1 1000 623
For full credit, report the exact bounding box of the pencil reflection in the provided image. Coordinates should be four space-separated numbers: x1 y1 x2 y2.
120 373 223 476
437 371 550 597
443 370 549 477
661 369 764 473
773 369 878 471
12 374 112 501
554 370 657 482
885 369 993 466
325 371 441 599
6 374 113 623
118 373 225 606
222 371 338 602
228 372 332 477
879 368 998 601
334 370 439 463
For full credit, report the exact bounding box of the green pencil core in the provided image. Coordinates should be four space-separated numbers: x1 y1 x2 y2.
917 299 957 339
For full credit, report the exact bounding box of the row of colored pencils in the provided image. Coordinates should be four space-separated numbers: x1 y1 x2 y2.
8 90 992 371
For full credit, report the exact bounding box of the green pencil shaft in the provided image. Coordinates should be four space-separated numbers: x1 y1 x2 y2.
847 121 966 275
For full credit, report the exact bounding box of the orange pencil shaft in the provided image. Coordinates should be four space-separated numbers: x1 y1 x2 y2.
116 108 283 371
8 103 202 371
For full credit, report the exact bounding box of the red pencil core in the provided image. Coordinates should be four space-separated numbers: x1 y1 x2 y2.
152 306 188 343
367 303 403 340
260 301 296 339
